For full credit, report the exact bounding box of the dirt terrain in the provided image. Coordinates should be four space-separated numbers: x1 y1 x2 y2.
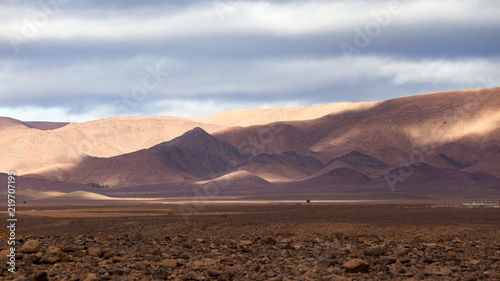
1 202 499 280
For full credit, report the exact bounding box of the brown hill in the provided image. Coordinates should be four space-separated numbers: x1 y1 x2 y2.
302 167 372 186
236 151 324 182
3 88 500 199
38 127 247 187
0 116 224 175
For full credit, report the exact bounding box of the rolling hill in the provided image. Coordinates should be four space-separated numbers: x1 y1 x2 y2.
1 88 499 200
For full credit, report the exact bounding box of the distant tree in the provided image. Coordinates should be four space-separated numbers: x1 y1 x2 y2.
23 201 27 204
306 199 311 203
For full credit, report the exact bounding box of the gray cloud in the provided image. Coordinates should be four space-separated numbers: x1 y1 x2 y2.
0 0 499 122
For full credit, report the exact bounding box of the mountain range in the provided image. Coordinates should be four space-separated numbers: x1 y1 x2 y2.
1 88 499 200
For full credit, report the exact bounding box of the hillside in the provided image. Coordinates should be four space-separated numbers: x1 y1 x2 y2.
2 88 499 199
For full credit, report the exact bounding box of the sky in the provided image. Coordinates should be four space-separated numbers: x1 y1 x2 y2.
0 0 499 122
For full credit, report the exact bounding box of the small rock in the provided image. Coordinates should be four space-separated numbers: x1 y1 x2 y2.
83 273 100 281
21 240 40 253
110 268 124 275
394 249 409 256
207 270 221 277
151 249 162 256
317 258 333 269
144 254 160 261
152 268 169 279
218 271 235 281
62 246 85 253
364 245 387 256
73 250 87 258
33 271 48 281
415 234 427 243
161 259 178 268
111 256 126 262
192 274 206 281
261 236 277 246
383 256 398 265
269 275 283 281
240 240 252 246
0 249 10 261
342 258 370 273
265 270 278 277
43 246 63 264
87 247 102 257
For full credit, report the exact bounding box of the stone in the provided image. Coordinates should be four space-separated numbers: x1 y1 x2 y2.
82 273 100 281
265 270 278 277
21 240 40 253
33 271 48 281
161 259 178 268
207 270 221 277
342 258 370 273
415 234 427 243
269 275 283 281
144 254 160 261
73 250 87 257
383 256 398 265
364 245 387 256
87 247 102 257
240 240 252 246
111 256 126 262
0 249 10 261
261 236 277 246
43 246 63 264
317 258 333 269
394 249 409 256
110 268 125 275
218 271 235 281
62 246 85 253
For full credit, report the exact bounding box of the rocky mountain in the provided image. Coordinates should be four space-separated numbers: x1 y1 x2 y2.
1 88 499 199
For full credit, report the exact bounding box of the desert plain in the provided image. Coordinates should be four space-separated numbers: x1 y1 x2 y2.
1 200 500 281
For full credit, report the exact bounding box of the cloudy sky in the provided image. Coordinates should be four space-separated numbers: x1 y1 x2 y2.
0 0 499 122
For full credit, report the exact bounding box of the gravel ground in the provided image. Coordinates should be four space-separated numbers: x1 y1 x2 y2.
1 203 499 280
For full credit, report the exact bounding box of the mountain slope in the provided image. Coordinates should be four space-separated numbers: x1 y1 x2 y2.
3 88 500 199
37 127 248 186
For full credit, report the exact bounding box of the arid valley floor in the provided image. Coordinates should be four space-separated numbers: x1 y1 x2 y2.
1 202 499 280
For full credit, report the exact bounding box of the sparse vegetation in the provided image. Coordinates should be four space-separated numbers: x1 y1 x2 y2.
87 182 111 189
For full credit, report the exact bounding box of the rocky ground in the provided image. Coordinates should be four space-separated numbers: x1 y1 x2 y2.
0 203 499 280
